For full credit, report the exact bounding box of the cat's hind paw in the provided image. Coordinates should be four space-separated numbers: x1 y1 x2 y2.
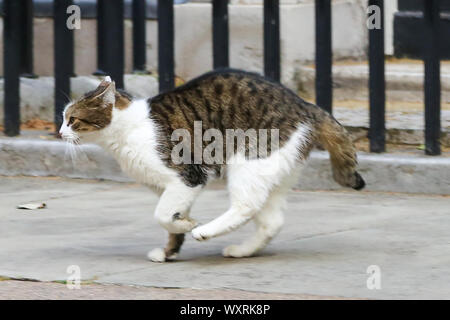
222 245 254 258
147 248 166 262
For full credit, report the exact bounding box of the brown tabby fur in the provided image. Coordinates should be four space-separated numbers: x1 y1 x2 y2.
148 69 364 189
64 80 131 132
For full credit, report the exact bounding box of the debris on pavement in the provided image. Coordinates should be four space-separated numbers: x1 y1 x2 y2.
17 203 46 210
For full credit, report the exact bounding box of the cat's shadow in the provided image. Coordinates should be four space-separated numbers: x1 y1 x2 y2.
172 248 325 266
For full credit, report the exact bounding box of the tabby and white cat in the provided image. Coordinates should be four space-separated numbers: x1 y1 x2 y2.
59 69 365 262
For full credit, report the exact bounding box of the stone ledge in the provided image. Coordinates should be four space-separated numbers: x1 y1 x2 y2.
1 138 449 195
298 63 450 102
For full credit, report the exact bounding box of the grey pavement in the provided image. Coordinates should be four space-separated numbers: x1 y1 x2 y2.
0 280 347 300
0 176 449 300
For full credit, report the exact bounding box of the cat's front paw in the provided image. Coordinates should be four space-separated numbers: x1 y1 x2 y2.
147 248 166 262
191 226 211 241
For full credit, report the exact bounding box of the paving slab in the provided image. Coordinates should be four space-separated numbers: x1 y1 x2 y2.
0 280 348 300
0 176 449 299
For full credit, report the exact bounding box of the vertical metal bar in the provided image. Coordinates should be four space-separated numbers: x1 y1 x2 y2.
54 0 75 131
158 0 175 92
21 0 35 77
213 0 229 69
264 0 280 82
424 0 441 155
368 0 386 153
133 0 147 72
315 0 332 113
3 0 23 136
101 0 125 88
94 0 107 75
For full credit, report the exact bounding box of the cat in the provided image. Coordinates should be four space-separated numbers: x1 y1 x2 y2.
59 69 365 262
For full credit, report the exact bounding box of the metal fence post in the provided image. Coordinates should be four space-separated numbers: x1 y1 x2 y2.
133 0 147 72
3 0 23 136
264 0 280 82
424 0 441 155
315 0 332 113
94 0 106 75
158 0 175 92
368 0 386 153
213 0 229 69
54 0 75 131
95 0 124 89
22 0 35 78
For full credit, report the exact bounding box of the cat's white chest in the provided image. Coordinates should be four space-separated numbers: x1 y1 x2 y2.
115 136 170 188
99 100 178 190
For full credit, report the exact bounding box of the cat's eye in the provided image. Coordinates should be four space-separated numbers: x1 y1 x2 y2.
68 117 75 126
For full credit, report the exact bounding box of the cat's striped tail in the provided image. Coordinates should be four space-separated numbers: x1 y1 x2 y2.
311 107 365 190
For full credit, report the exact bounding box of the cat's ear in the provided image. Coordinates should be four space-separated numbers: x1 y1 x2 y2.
102 80 116 106
94 77 116 106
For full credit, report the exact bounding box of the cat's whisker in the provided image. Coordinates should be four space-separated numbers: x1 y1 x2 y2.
74 142 87 159
63 136 85 167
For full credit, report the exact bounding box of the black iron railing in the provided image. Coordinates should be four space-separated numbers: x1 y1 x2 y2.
133 0 147 72
1 0 443 156
212 0 229 70
423 0 441 155
157 0 174 93
315 0 332 115
54 0 74 130
368 0 386 153
264 0 280 82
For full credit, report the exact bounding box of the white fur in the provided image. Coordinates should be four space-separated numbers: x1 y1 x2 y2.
59 107 76 141
191 125 311 246
223 188 287 258
93 100 200 234
95 99 180 190
147 248 166 262
65 99 200 237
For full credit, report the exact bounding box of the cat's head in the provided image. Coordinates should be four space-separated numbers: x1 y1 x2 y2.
59 76 129 143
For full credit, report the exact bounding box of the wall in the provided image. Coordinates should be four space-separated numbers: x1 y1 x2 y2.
0 0 380 87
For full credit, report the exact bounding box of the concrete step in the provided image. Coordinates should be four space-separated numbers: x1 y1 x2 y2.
296 60 450 146
332 102 450 147
1 134 449 195
298 60 450 103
